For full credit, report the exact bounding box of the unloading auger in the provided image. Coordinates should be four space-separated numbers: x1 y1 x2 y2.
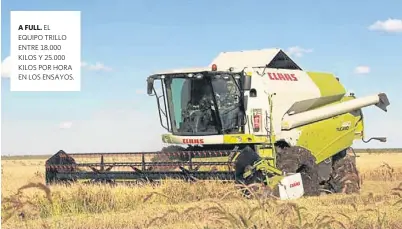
46 48 390 200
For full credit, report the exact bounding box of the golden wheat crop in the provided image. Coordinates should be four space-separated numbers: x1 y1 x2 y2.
1 152 402 229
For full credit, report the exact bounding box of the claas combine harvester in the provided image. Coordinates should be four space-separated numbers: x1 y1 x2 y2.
46 48 390 200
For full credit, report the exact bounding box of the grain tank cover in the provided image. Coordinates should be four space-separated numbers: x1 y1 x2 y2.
209 48 302 71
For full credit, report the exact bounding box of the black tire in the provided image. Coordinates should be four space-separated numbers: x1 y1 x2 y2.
276 146 321 196
233 146 271 198
234 146 261 184
328 149 360 194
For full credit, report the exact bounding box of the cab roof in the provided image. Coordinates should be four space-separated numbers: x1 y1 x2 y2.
152 48 301 75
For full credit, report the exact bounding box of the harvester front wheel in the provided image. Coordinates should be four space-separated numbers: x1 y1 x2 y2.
276 146 321 196
234 146 261 184
233 147 265 196
328 149 360 194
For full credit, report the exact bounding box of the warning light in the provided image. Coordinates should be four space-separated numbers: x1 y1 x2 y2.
211 64 217 71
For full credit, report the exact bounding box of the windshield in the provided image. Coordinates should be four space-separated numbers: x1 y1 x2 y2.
165 72 244 136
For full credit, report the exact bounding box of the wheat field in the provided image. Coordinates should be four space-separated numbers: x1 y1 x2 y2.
1 151 402 229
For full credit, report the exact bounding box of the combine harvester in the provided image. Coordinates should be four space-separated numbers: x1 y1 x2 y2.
46 48 390 200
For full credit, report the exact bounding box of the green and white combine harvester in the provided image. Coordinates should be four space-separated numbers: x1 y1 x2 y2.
46 48 390 200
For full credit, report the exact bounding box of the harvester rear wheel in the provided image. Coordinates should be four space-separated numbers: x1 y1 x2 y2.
276 146 321 196
328 149 360 194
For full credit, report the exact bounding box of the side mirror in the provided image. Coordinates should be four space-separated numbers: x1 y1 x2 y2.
147 78 154 95
242 73 252 91
362 137 387 143
374 137 387 142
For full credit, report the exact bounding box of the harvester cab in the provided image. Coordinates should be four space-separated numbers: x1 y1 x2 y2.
46 48 390 200
146 66 247 137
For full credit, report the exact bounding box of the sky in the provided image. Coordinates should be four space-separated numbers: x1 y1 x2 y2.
1 0 402 155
